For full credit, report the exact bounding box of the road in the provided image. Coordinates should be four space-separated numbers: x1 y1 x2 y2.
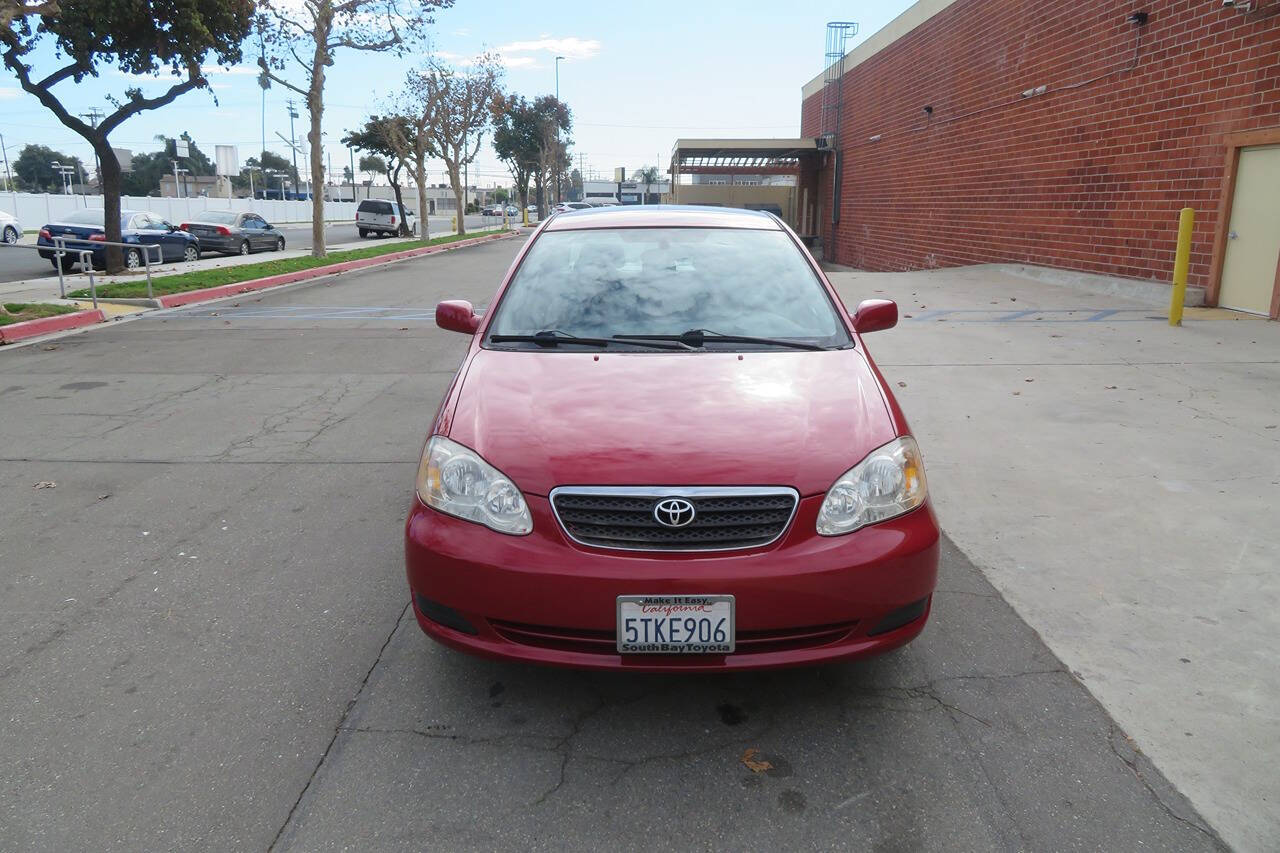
0 237 1223 850
0 213 499 284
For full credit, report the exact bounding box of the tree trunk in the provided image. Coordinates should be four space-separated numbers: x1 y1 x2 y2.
389 164 409 236
448 162 465 236
97 140 124 273
307 30 328 259
415 150 428 240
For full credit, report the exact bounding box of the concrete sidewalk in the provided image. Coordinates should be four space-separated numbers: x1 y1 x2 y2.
826 263 1277 851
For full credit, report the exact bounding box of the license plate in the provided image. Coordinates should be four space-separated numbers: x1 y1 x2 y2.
616 595 734 654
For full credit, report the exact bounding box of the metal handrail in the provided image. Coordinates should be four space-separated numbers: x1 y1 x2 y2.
1 240 99 308
49 235 163 302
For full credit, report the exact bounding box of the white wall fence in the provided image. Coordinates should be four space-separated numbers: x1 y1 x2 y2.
1 192 358 228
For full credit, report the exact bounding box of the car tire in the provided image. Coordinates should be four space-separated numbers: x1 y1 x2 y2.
358 227 368 238
183 245 200 263
275 237 285 251
2 226 17 245
124 248 142 270
238 240 251 256
51 256 76 272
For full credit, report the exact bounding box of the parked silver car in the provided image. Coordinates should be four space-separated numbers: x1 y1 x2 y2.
179 211 286 255
0 210 21 245
356 199 418 237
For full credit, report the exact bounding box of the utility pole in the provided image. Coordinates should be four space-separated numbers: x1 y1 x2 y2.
286 99 300 197
555 55 565 205
79 108 104 191
0 132 14 192
348 148 355 202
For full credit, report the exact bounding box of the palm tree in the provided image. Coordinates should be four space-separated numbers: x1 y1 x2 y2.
634 165 661 205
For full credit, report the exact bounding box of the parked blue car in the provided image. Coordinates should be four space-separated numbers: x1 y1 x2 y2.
37 208 201 271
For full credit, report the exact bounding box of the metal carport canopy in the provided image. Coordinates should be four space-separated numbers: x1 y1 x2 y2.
669 138 826 176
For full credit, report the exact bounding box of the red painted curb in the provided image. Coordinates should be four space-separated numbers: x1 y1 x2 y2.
0 309 106 344
157 231 515 308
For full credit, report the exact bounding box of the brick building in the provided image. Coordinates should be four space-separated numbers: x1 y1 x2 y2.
799 0 1280 315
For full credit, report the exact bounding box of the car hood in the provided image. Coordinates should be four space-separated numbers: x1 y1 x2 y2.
446 348 896 497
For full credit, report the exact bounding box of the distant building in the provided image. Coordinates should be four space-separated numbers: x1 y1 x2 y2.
583 178 670 205
159 174 232 198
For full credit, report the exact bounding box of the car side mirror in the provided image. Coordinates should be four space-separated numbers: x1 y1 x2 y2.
436 300 480 334
167 223 177 232
853 299 898 334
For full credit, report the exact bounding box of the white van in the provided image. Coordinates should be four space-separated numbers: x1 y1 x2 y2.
356 199 418 238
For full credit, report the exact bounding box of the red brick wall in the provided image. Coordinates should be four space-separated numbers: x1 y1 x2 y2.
800 0 1280 286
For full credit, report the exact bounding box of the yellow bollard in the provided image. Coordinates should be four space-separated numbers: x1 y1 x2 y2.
1168 207 1194 327
522 208 529 227
451 214 457 233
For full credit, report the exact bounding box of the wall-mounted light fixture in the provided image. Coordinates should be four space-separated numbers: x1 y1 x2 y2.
1221 1 1253 12
1127 11 1149 25
922 105 934 115
868 134 882 142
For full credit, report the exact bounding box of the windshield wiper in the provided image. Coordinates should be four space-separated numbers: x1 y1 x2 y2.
489 330 691 350
613 328 827 351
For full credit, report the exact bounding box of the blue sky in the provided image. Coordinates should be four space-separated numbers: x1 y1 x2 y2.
0 0 913 189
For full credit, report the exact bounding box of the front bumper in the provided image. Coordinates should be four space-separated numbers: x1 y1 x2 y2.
404 493 940 672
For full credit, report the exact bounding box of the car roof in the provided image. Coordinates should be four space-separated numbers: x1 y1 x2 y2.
541 204 782 232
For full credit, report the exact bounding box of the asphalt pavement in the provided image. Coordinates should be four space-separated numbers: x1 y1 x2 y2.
0 237 1224 851
0 214 497 285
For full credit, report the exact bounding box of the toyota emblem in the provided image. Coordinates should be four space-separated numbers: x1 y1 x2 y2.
653 497 696 528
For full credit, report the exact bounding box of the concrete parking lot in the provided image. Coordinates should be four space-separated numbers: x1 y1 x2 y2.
0 237 1258 850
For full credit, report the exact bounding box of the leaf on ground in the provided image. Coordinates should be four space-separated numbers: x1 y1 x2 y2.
897 381 907 388
33 481 56 489
741 748 773 773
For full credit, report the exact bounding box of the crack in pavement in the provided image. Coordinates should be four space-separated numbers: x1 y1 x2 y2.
267 601 411 852
1107 724 1227 849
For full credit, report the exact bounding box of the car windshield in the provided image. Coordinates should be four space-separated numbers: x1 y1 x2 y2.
486 227 850 348
200 211 240 224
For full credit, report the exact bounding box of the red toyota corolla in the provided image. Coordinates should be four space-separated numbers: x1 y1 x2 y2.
405 205 939 671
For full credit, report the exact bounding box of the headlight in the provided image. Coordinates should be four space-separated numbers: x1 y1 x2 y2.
415 436 533 535
816 436 928 536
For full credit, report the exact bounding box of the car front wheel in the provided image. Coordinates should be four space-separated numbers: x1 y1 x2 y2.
275 237 285 251
183 245 200 263
2 226 17 245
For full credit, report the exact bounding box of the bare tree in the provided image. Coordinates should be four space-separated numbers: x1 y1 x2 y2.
387 80 439 236
255 0 450 258
409 54 503 236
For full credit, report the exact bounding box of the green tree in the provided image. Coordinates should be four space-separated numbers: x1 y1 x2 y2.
492 187 509 204
255 0 449 257
492 94 540 212
12 143 85 192
344 117 413 235
1 0 253 271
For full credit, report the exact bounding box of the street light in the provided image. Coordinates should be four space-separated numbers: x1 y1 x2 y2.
555 55 565 204
50 161 75 195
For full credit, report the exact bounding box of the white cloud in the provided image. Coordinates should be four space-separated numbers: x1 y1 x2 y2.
0 87 20 100
497 36 601 61
500 55 537 69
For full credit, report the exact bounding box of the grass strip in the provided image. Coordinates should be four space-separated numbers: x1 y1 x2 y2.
0 302 81 326
69 229 507 299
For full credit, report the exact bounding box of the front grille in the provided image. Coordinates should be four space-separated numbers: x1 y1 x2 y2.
550 487 799 551
490 619 859 656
